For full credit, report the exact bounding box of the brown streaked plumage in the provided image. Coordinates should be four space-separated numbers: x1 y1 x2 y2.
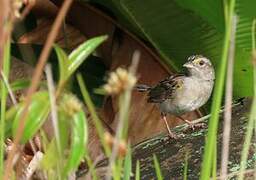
136 55 215 138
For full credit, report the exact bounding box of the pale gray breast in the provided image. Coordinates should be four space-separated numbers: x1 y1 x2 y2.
159 77 214 115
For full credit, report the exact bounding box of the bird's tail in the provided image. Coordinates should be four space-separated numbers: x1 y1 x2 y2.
135 84 152 92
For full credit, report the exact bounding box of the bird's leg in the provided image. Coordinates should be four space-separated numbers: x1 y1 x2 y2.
177 116 206 130
161 113 177 139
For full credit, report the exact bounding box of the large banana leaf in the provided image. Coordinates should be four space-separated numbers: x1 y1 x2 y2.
89 0 254 97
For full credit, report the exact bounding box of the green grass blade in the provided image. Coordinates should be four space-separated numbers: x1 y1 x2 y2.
211 141 217 180
183 152 188 180
153 154 163 180
200 0 236 179
123 146 132 180
0 39 11 176
76 74 110 155
10 79 31 92
135 161 140 180
84 149 98 180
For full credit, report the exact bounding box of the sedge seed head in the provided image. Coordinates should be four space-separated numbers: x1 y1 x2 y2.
60 94 82 117
103 67 137 95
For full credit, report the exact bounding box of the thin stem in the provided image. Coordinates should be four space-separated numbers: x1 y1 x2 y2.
76 74 110 156
220 15 237 179
216 169 254 179
45 65 62 157
0 71 17 105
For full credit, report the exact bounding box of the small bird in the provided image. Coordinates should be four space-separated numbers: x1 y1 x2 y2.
136 55 215 138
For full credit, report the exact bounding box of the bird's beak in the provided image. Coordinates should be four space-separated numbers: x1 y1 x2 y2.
183 62 193 68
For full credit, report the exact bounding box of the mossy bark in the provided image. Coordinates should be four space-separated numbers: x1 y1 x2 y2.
132 98 254 179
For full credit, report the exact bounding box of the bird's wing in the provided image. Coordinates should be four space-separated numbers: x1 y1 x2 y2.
147 74 185 103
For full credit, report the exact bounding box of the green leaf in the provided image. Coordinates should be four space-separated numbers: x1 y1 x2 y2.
121 0 223 69
54 44 69 82
10 79 31 92
41 139 59 170
63 110 88 176
12 91 50 144
68 35 108 76
175 0 224 32
5 104 22 138
238 0 256 20
153 154 163 180
57 110 71 154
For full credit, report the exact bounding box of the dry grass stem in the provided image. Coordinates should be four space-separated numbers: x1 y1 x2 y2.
45 64 61 154
0 71 18 105
22 151 43 179
216 169 254 180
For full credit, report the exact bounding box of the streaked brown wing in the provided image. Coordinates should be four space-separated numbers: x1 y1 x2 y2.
147 74 185 103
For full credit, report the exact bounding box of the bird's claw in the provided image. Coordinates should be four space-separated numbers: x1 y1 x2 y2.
167 132 185 139
187 122 207 130
168 132 178 139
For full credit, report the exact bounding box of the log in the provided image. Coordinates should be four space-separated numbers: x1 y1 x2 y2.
132 98 254 179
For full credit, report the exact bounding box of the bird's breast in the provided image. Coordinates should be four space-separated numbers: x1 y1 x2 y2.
159 78 213 115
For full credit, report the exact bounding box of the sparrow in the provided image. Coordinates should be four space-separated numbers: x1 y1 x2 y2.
136 55 215 138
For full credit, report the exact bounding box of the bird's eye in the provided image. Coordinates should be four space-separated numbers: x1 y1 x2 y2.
199 60 205 66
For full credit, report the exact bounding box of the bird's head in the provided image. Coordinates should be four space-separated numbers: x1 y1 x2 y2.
183 55 215 81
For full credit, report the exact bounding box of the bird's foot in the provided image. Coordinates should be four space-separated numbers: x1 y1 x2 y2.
177 116 205 130
186 121 207 131
168 132 178 139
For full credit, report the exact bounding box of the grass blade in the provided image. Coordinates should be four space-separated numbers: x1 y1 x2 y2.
135 160 140 180
123 146 132 180
76 74 110 155
153 154 163 180
200 0 236 179
0 39 11 177
183 152 189 180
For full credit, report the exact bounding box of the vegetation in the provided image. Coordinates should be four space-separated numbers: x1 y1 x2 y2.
0 0 256 179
